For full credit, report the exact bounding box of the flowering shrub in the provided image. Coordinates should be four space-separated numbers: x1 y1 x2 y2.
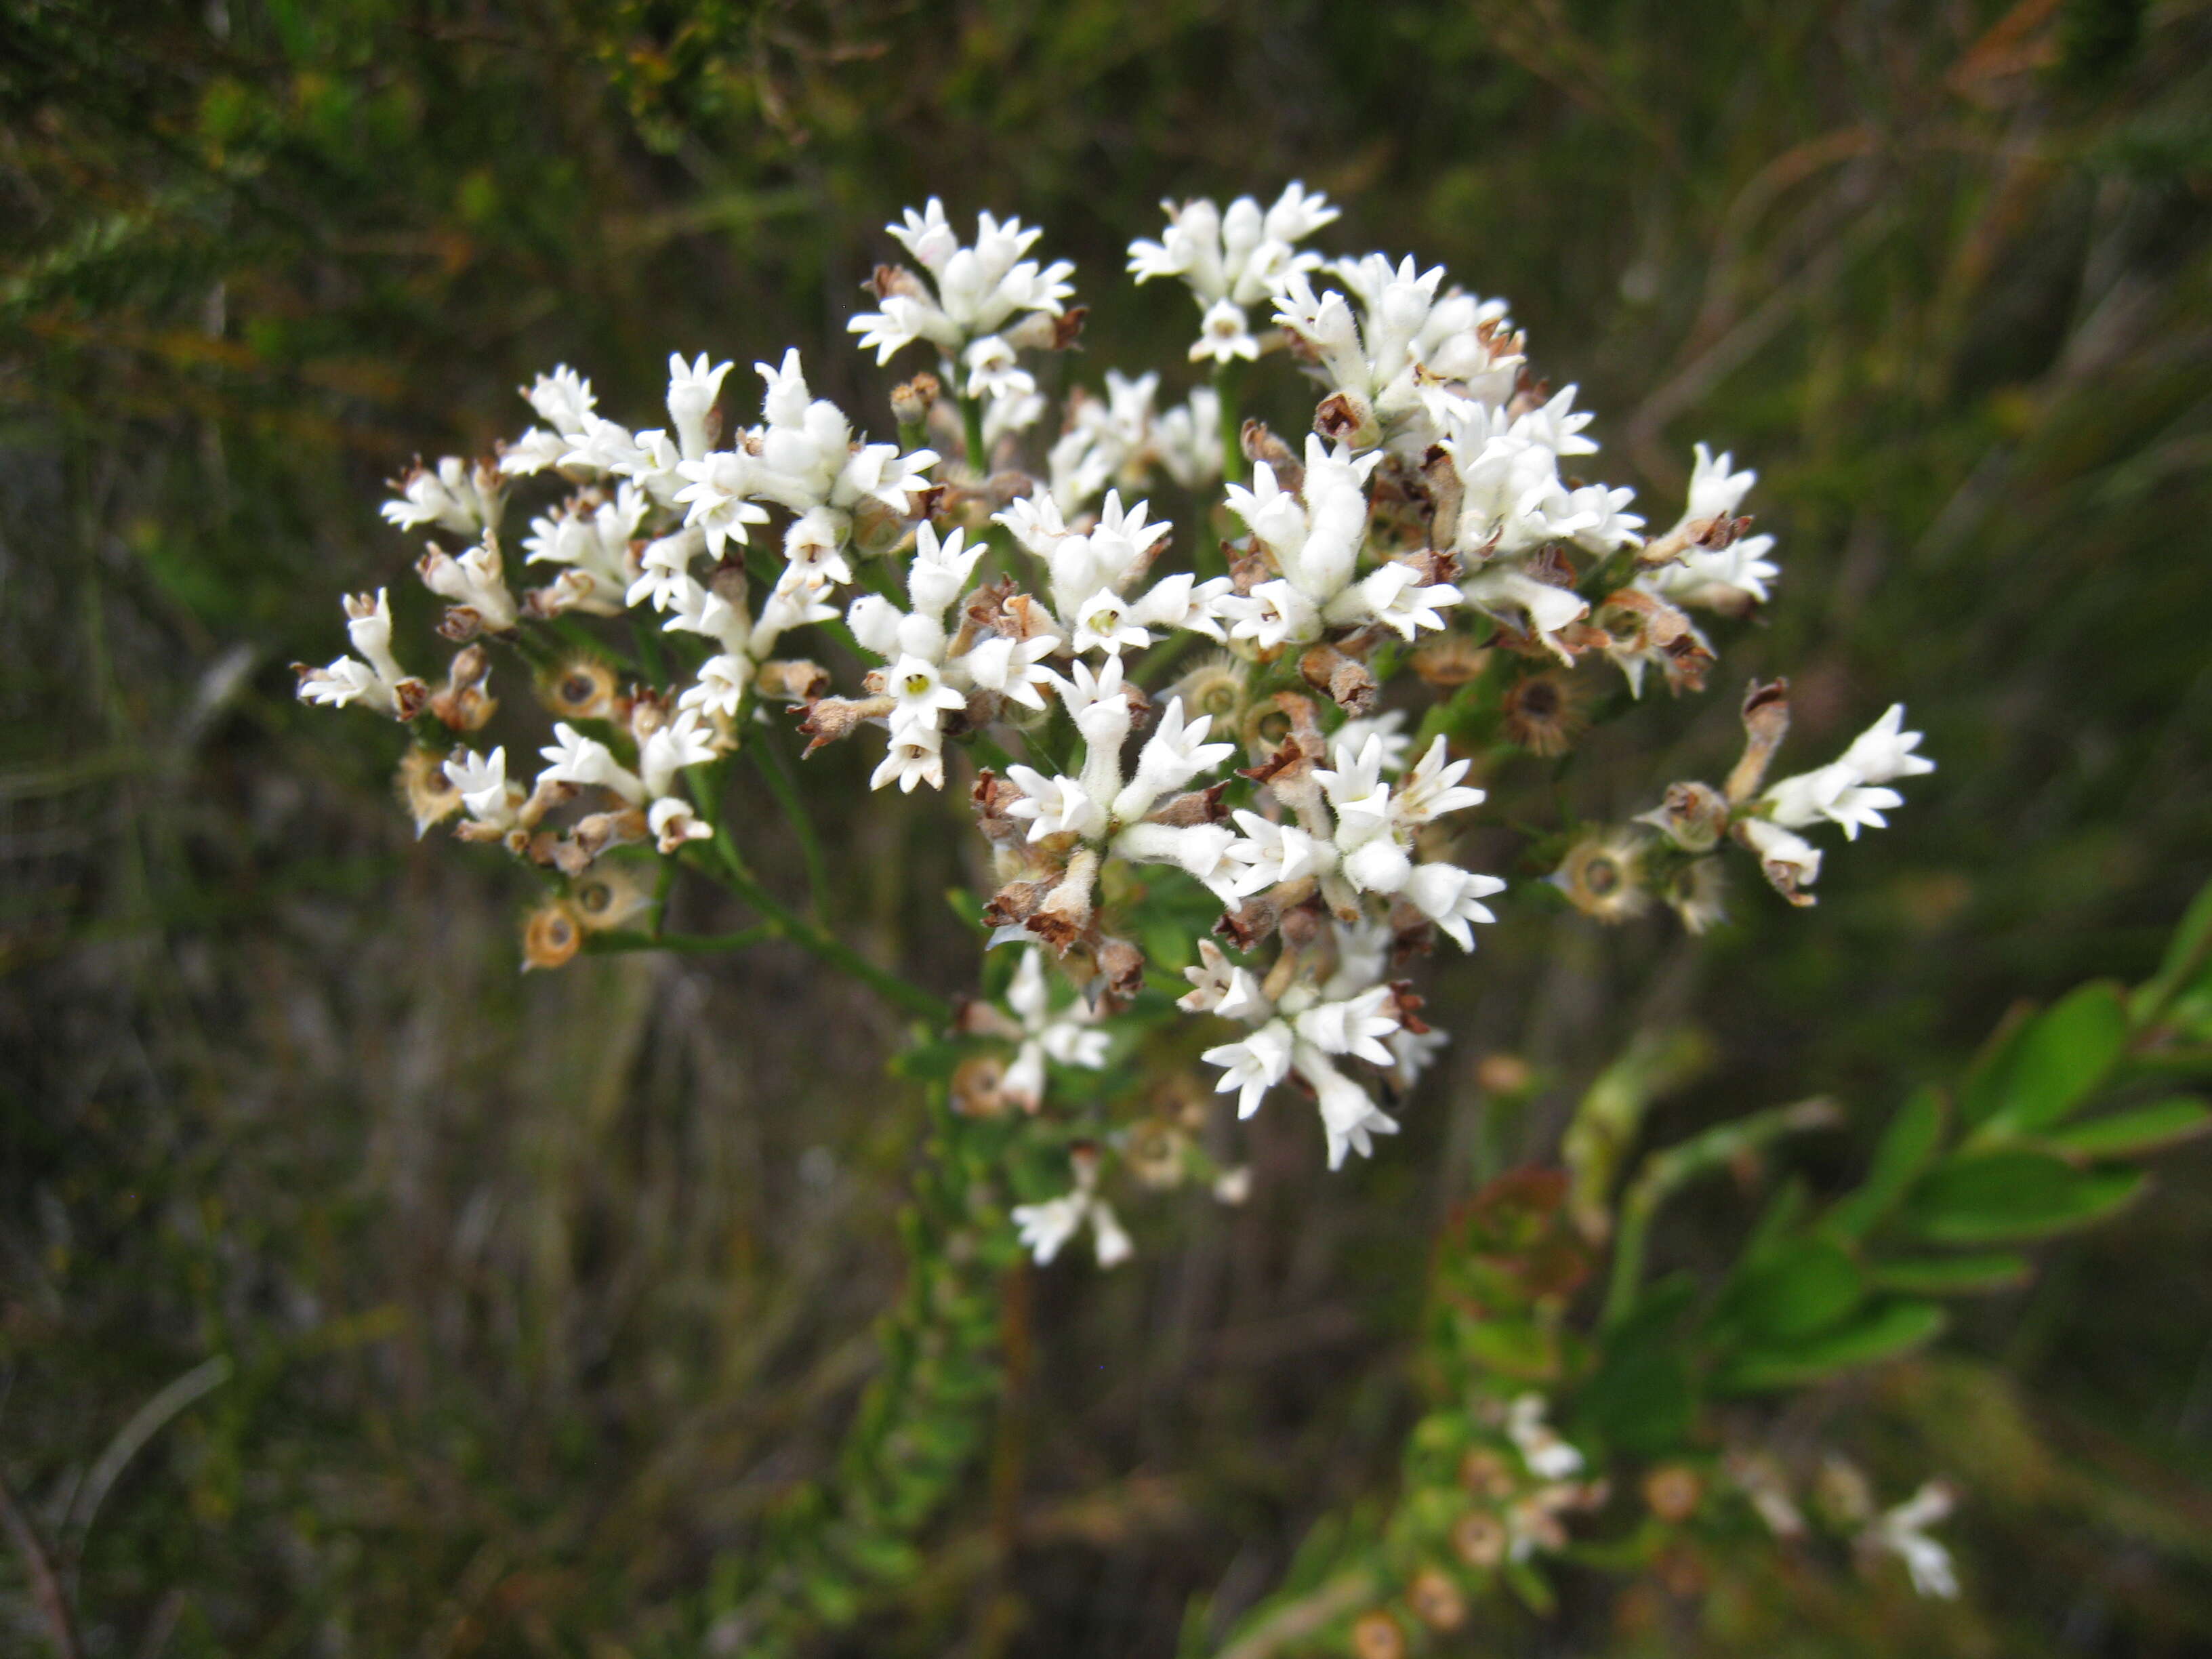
293 187 2209 1652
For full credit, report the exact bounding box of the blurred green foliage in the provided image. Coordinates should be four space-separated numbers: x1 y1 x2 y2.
4 0 2211 1653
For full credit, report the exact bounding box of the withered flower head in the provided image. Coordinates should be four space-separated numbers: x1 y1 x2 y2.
1168 651 1249 729
1643 1464 1704 1523
1501 670 1589 756
541 657 619 722
1660 856 1728 935
1407 1568 1468 1632
396 747 462 838
951 1052 1012 1118
1349 1609 1406 1659
521 899 584 971
1123 1118 1189 1189
569 863 654 933
1551 831 1652 924
1450 1511 1509 1570
1411 632 1489 689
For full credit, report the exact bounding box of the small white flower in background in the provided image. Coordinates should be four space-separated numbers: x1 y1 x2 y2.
1865 1480 1959 1599
998 948 1111 1111
1507 1393 1585 1482
383 456 504 537
665 352 733 461
1011 1144 1132 1268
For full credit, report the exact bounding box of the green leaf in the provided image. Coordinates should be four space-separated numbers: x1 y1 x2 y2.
1717 1236 1866 1343
1975 982 2129 1138
1871 1253 2031 1295
1578 1276 1698 1456
1902 1150 2146 1244
2045 1097 2212 1158
2131 876 2212 1027
1712 1298 1947 1393
1828 1086 1947 1238
1958 1001 2036 1127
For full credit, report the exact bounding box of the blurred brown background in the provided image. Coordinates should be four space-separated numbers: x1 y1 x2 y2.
5 0 2211 1652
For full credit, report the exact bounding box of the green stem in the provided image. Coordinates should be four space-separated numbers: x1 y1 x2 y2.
750 733 831 923
586 926 777 955
687 769 947 1023
1603 1096 1841 1327
1212 359 1245 485
958 391 988 475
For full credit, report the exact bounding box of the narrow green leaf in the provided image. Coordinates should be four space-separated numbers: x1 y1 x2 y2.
2131 876 2212 1027
1717 1236 1866 1343
1871 1253 2031 1294
1902 1150 2146 1244
1976 982 2129 1138
2045 1097 2212 1158
1958 1000 2036 1127
1828 1086 1947 1238
1578 1275 1698 1456
1712 1298 1947 1392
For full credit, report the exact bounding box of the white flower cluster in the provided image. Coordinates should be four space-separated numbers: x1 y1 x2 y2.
300 186 1931 1269
1741 703 1936 899
1128 182 1340 363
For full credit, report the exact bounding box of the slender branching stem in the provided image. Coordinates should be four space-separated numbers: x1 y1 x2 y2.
750 733 832 923
587 926 777 955
1212 359 1245 485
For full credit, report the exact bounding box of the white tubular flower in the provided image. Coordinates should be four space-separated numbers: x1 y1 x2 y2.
417 538 518 631
781 508 854 593
649 796 714 854
997 947 1111 1110
1459 567 1589 658
1400 863 1507 949
382 457 500 537
1292 986 1399 1066
1072 588 1151 657
1299 1046 1401 1170
1003 766 1108 842
1762 705 1933 841
1837 703 1937 785
747 586 838 661
1111 696 1234 821
1179 939 1271 1021
870 728 946 794
524 365 596 436
911 522 991 615
1225 811 1337 895
640 708 718 800
1112 821 1242 902
539 722 644 804
499 427 571 477
1391 736 1486 827
1218 577 1322 650
1010 1193 1088 1265
957 632 1059 711
1191 297 1259 363
663 451 769 562
1088 1202 1134 1267
849 201 1075 365
295 657 392 713
1507 1393 1586 1481
1313 735 1394 830
1867 1481 1959 1599
1640 533 1779 611
678 653 751 720
885 653 967 737
627 527 706 612
341 589 407 689
1331 710 1412 775
443 746 516 826
1334 560 1462 639
1203 1019 1296 1119
1681 441 1757 525
665 352 734 461
1153 385 1223 490
561 413 646 476
961 333 1033 402
1738 816 1824 892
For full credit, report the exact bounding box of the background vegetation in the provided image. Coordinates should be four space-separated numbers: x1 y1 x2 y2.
4 0 2210 1652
